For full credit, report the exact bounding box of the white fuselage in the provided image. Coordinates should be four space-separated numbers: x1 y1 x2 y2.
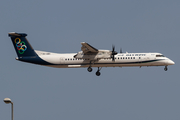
34 50 175 68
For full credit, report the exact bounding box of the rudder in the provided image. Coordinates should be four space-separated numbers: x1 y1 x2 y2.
8 32 37 57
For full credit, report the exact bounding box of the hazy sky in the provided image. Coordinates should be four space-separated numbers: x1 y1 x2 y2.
1 0 180 120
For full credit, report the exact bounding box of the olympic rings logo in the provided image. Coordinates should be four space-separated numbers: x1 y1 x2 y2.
14 38 27 54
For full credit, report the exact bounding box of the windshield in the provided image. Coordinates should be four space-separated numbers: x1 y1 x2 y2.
156 54 165 57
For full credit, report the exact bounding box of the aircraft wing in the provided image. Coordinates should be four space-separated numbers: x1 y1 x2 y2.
81 42 98 53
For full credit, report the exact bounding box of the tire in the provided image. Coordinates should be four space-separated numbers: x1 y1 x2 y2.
96 71 101 76
87 67 92 72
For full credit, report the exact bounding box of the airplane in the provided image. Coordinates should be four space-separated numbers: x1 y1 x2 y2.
8 32 175 76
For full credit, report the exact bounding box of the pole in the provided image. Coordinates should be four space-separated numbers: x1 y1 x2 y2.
11 102 13 120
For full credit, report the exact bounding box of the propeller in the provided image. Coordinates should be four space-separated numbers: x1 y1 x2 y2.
111 45 118 61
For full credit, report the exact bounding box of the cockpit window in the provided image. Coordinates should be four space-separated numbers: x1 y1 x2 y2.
156 55 165 57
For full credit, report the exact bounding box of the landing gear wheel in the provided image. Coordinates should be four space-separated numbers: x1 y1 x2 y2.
87 67 92 72
95 67 102 76
96 71 101 76
164 66 168 71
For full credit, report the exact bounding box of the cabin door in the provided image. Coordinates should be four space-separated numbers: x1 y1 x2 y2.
60 57 65 64
138 57 142 64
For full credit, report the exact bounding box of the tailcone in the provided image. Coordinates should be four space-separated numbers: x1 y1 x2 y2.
15 56 52 65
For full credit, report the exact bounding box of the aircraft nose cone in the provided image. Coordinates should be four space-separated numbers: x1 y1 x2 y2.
168 60 175 65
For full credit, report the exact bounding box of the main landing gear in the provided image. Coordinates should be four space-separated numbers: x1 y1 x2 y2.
87 67 93 72
96 67 102 76
87 67 102 76
164 66 168 71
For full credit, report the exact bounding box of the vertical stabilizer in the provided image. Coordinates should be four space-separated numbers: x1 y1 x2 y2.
8 32 37 57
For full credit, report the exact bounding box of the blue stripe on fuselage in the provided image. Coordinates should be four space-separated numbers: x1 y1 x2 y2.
16 56 53 65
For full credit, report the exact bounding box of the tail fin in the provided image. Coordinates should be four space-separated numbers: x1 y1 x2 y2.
8 32 37 57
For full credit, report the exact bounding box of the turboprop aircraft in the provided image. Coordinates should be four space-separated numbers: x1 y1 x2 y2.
8 32 175 76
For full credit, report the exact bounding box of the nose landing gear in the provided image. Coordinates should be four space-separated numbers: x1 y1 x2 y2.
164 66 168 71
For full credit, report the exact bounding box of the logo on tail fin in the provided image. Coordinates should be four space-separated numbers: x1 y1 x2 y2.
15 38 27 54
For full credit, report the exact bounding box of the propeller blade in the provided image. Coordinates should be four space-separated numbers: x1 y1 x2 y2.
111 45 117 61
112 45 115 52
112 58 115 61
111 55 115 61
120 48 122 53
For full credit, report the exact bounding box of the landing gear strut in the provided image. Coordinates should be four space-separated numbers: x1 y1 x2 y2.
87 60 95 72
87 61 102 76
164 66 168 71
96 67 102 76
